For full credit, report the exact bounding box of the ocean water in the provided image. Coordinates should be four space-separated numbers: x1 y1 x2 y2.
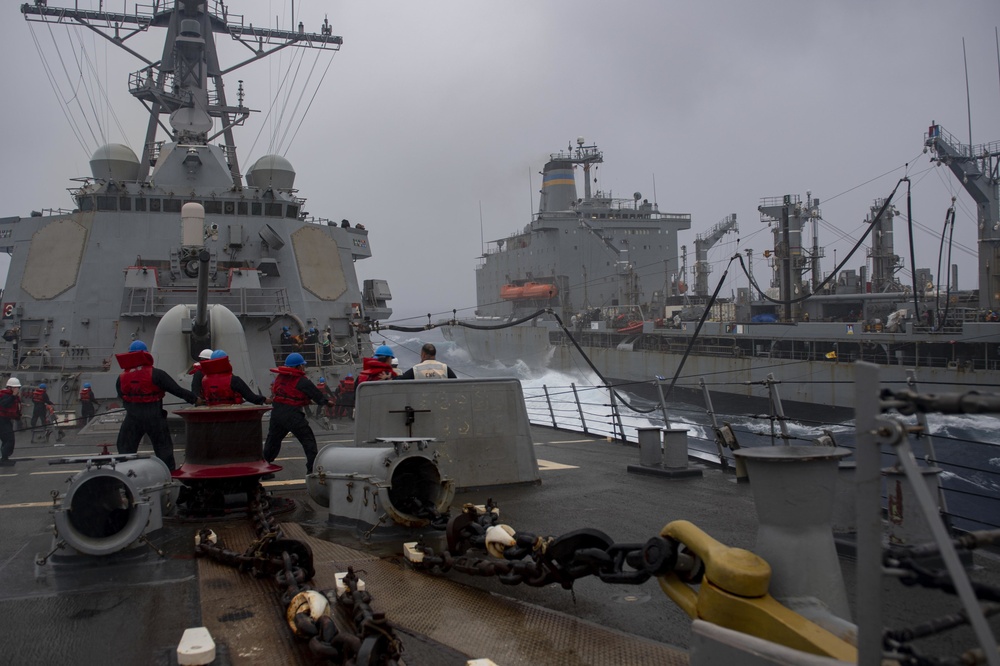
376 329 1000 532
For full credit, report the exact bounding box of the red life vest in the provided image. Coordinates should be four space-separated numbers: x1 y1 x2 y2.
357 357 394 385
199 357 242 406
80 388 95 402
32 388 47 404
119 365 165 404
338 377 356 393
270 366 310 406
0 388 20 419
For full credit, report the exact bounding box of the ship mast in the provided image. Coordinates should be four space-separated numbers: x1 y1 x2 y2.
22 0 342 189
924 123 1000 310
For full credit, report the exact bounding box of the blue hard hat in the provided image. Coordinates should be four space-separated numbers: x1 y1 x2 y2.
318 377 326 383
39 383 46 389
210 350 228 359
347 374 353 378
83 383 91 388
129 340 147 352
285 352 306 367
282 326 290 331
374 344 394 358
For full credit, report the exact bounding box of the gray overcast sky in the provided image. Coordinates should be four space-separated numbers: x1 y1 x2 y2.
3 1 999 322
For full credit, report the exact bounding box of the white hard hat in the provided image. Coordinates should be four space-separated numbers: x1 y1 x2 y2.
391 358 399 367
199 349 213 360
6 377 21 388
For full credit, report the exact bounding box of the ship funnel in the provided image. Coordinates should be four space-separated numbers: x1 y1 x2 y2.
538 158 578 214
51 456 177 557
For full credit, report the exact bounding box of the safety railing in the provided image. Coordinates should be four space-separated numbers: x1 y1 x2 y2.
521 374 1000 534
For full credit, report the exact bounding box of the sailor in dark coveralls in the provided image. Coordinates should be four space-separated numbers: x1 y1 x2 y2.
115 340 198 470
0 377 22 465
262 352 330 475
79 382 100 425
30 383 53 429
195 350 268 406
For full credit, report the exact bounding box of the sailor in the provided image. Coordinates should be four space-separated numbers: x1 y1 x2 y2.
262 352 331 476
79 382 100 425
278 326 294 356
188 348 213 396
115 340 199 470
30 383 54 429
315 377 335 418
356 345 396 385
333 374 356 419
0 377 22 465
197 350 269 406
396 343 457 380
302 327 319 364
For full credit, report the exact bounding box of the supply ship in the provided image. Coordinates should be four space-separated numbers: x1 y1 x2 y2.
443 135 1000 416
0 0 391 414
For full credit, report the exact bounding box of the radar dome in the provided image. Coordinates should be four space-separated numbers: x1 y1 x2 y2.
245 154 296 190
90 143 140 182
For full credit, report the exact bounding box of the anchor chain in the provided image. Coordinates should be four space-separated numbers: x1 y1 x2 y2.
409 502 692 589
194 485 404 664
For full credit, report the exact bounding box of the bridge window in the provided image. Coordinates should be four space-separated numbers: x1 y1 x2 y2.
265 203 283 217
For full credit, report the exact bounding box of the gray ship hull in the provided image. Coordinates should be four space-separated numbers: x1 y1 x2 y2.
443 321 994 416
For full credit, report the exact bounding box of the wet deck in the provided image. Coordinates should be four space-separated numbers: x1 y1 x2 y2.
0 420 997 664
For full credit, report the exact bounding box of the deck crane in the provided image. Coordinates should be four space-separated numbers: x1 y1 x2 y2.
924 122 1000 311
693 214 738 296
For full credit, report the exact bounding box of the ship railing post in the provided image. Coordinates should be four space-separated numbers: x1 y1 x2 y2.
570 383 589 434
608 383 625 443
904 370 952 531
765 373 790 444
855 362 884 664
542 385 557 429
654 376 671 428
700 378 736 473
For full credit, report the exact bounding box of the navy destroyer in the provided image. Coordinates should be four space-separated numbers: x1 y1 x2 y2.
1 1 391 417
443 136 1000 416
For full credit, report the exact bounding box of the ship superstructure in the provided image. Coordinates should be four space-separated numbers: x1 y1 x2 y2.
2 2 390 405
446 136 1000 416
474 138 691 323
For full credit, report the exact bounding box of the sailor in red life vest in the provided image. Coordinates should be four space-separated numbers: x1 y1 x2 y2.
79 382 100 425
395 343 457 380
334 374 356 419
115 340 199 470
196 350 269 406
315 377 335 418
0 377 22 465
262 352 331 475
188 348 213 392
30 383 54 429
356 345 397 385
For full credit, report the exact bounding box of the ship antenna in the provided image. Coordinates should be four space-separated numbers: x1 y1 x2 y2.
995 28 1000 106
479 201 485 256
963 37 973 147
652 173 658 206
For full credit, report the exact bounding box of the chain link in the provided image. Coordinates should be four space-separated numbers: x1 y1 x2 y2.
194 484 403 664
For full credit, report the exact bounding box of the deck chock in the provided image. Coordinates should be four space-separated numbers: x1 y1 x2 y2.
628 427 704 479
335 571 366 596
177 626 215 666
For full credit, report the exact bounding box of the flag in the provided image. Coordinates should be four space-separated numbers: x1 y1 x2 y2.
825 350 837 359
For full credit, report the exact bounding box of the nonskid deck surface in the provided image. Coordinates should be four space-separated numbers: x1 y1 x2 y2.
1 424 998 664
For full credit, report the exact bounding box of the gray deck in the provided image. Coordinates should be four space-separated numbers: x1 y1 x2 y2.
0 421 997 664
